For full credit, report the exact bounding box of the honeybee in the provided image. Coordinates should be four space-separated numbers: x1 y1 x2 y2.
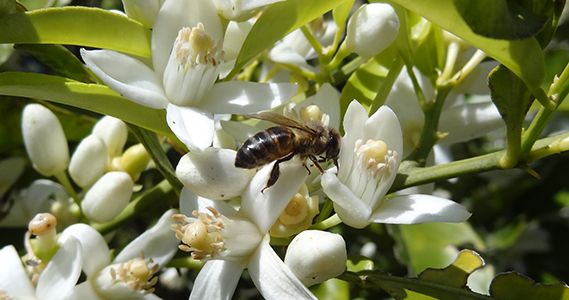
234 112 341 192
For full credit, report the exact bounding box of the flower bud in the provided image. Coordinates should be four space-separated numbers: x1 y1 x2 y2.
176 147 254 200
69 135 108 188
92 116 128 158
285 230 347 287
21 104 69 177
119 144 151 179
345 3 399 59
81 172 134 223
270 184 319 237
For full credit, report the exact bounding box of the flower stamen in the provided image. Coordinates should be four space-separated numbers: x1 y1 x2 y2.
107 251 159 295
173 23 224 72
355 139 398 180
171 207 227 260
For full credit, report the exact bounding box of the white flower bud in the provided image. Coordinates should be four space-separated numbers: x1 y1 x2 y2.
345 3 400 59
119 144 151 180
285 230 347 287
92 116 128 158
21 104 69 177
69 135 108 188
81 172 133 223
176 147 254 200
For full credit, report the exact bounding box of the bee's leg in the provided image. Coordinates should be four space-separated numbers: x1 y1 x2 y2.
309 155 324 174
262 153 295 193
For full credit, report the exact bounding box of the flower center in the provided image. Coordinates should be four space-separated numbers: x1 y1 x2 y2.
279 193 309 225
355 139 398 180
173 23 224 72
300 105 323 121
104 252 159 295
172 207 226 260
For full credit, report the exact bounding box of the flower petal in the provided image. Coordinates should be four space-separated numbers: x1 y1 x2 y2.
438 99 503 144
61 281 100 300
37 236 82 300
241 158 308 233
369 194 471 224
321 171 372 229
152 0 222 77
179 187 239 218
338 101 369 182
199 82 298 114
113 209 180 267
60 223 110 276
189 260 243 300
81 49 169 109
0 245 35 297
166 104 214 152
248 240 317 300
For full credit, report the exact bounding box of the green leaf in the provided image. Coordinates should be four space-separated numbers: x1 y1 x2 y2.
346 254 374 272
332 0 354 31
389 0 545 91
0 7 152 58
312 278 350 300
0 72 173 138
228 0 350 79
14 44 93 82
453 0 547 40
490 272 569 300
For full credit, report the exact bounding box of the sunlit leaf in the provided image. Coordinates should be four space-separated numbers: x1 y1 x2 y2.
490 272 569 300
0 72 173 138
346 254 374 272
0 7 152 58
312 278 350 300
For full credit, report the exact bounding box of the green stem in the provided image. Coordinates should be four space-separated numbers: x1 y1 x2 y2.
54 171 80 206
369 55 404 115
166 256 205 269
300 25 323 58
451 50 487 85
313 198 334 224
391 131 569 192
325 42 352 73
310 213 341 230
91 179 177 235
438 42 460 83
276 62 320 83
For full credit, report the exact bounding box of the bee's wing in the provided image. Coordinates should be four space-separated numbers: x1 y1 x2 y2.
244 112 318 135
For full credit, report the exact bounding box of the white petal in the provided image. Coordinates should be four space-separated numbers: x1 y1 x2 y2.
268 42 311 67
81 172 134 223
179 187 239 218
37 236 82 300
248 240 317 300
369 194 471 224
68 135 108 188
91 116 128 158
241 158 308 233
438 100 503 144
220 120 260 143
61 281 100 300
166 104 214 152
189 260 243 300
338 101 368 182
223 20 254 62
0 245 35 297
199 82 298 114
321 172 372 229
364 105 403 156
152 0 222 77
60 223 111 276
122 0 163 28
113 209 179 267
81 49 169 109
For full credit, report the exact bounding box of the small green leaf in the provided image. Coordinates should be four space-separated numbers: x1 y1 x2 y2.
490 272 569 300
0 72 173 138
228 0 350 79
419 250 485 288
0 7 152 58
390 0 545 91
312 278 350 300
454 0 548 40
14 44 93 82
346 254 374 272
332 0 354 32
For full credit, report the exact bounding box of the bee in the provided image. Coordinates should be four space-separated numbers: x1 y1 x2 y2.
234 112 341 192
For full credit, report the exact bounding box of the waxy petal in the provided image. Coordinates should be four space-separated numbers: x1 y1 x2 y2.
0 245 35 297
152 0 222 77
369 194 471 224
189 260 244 300
180 187 240 219
37 237 82 300
337 100 368 182
166 104 214 152
241 159 308 233
438 99 503 144
114 209 180 267
248 241 317 300
61 281 100 300
60 224 111 276
81 49 169 109
199 82 298 114
322 171 372 229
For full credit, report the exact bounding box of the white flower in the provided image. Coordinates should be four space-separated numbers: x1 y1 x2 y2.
69 135 108 188
285 230 347 287
176 147 254 200
121 0 165 28
322 101 471 228
173 159 316 299
61 209 180 300
91 116 128 158
345 3 400 59
81 0 297 152
81 171 134 223
212 0 284 21
21 104 69 177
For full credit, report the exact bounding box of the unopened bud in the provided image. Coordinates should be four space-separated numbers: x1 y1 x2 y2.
81 172 134 223
345 3 399 59
92 116 128 158
285 230 347 287
22 104 69 177
119 144 151 178
69 135 108 188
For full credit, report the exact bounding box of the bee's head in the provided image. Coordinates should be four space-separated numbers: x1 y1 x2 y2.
326 128 341 166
